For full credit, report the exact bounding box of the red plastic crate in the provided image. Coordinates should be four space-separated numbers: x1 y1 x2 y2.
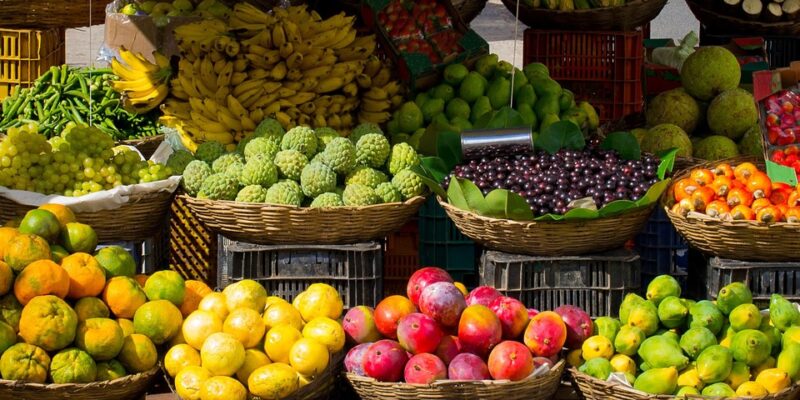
383 219 420 296
523 29 644 123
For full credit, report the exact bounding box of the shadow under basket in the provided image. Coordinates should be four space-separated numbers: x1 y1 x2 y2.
0 366 159 400
346 359 565 400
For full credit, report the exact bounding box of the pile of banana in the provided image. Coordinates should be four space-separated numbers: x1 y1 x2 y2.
110 48 172 114
157 3 403 149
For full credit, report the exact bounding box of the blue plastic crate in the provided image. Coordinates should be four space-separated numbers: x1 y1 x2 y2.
418 197 478 274
635 208 688 276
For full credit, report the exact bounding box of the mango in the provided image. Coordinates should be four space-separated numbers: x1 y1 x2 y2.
674 386 700 397
646 275 681 306
676 364 704 390
725 361 751 390
755 368 791 394
696 345 733 384
581 335 613 360
633 367 678 395
515 84 537 108
614 325 645 356
610 354 636 375
736 381 769 397
680 327 717 359
701 382 736 397
627 301 659 336
776 341 800 381
593 317 620 344
769 293 800 332
657 296 688 329
487 77 511 110
716 282 752 315
474 54 499 78
688 300 724 335
619 293 646 324
731 329 771 367
729 303 762 331
578 357 612 380
638 335 689 370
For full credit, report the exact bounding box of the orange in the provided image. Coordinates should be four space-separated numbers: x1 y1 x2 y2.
37 203 76 228
61 252 106 299
50 244 69 263
49 347 97 383
236 349 271 383
74 297 110 322
224 308 265 349
75 318 124 361
175 365 212 400
248 363 299 399
200 376 247 400
262 301 304 331
164 343 201 377
223 280 267 313
201 332 246 376
60 222 98 254
3 233 51 272
302 316 345 353
13 259 71 304
288 338 329 376
96 360 126 381
134 274 149 288
117 318 135 337
17 209 60 242
0 342 50 383
183 310 223 350
94 246 136 278
133 299 183 345
18 295 78 352
0 293 22 332
198 292 229 321
143 270 185 306
0 227 19 260
102 276 147 319
118 333 158 373
264 325 303 364
293 283 343 321
0 260 12 296
181 280 213 318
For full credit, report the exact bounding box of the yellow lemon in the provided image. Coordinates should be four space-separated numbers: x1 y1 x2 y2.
198 292 229 321
200 375 247 400
566 349 584 368
302 317 345 353
175 365 212 400
165 344 201 377
224 308 265 348
263 301 304 331
736 381 769 397
755 368 790 394
610 354 637 375
265 296 288 309
236 349 271 383
292 284 343 322
201 332 246 376
752 356 777 378
289 337 329 376
248 363 299 399
581 335 614 360
264 325 303 364
183 310 223 350
223 280 267 313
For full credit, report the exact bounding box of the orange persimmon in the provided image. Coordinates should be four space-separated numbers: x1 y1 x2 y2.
730 205 756 221
756 205 784 223
785 206 800 223
691 186 716 212
710 176 734 197
712 163 734 178
751 198 773 213
673 178 699 202
734 162 759 182
727 187 754 207
745 172 772 199
705 200 731 218
690 168 716 186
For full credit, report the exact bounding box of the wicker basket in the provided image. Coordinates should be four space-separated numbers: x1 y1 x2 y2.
347 359 565 400
569 368 800 400
120 135 164 161
663 157 800 262
0 366 158 400
0 190 175 242
686 0 800 36
438 197 655 256
500 0 666 31
180 195 426 245
451 0 489 23
276 352 343 400
0 1 107 28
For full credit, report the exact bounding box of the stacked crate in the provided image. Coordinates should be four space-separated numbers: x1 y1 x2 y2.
0 27 65 101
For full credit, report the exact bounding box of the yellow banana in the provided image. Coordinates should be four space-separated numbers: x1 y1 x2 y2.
231 72 248 86
263 81 282 93
271 62 287 80
314 113 327 127
111 58 147 82
390 95 404 107
286 52 303 70
330 28 357 49
225 42 240 58
124 83 169 113
233 57 249 72
262 102 281 116
275 111 292 128
341 113 354 128
359 110 391 124
372 68 391 87
216 61 234 89
363 87 389 101
364 56 382 77
328 114 342 129
276 87 297 99
233 79 266 97
214 86 230 103
153 52 171 70
300 77 318 92
279 42 294 59
286 91 315 105
224 95 247 118
241 115 256 131
297 114 311 126
343 82 358 97
249 68 270 80
252 93 280 109
299 102 316 115
283 81 303 91
111 75 157 93
190 111 227 133
250 108 265 123
360 98 391 113
303 65 333 80
383 81 401 96
336 46 370 62
272 25 286 48
315 96 333 108
118 47 160 74
286 68 303 82
218 110 244 131
177 73 203 98
356 74 372 89
189 98 214 120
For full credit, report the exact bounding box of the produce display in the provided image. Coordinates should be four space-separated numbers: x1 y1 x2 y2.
343 267 576 383
377 0 461 64
521 0 628 10
715 0 799 23
670 161 800 223
641 46 762 161
571 275 800 397
761 90 800 173
118 0 232 19
179 119 426 206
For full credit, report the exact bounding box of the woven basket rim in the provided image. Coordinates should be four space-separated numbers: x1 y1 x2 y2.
685 0 800 29
180 194 427 211
513 0 660 15
119 134 165 145
346 359 565 388
0 366 159 391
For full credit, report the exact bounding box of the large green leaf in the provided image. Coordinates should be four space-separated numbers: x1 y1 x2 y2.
563 207 600 220
447 177 469 210
484 189 534 220
601 131 641 161
535 121 585 154
411 164 447 199
635 178 672 207
657 148 679 180
458 178 489 214
436 130 462 172
598 200 639 217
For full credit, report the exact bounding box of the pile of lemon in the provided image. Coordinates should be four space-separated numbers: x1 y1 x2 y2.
164 280 345 400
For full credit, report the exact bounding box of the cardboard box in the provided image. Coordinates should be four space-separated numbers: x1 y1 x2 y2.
104 12 198 63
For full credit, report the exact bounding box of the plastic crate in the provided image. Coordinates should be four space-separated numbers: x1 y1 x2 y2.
383 219 420 296
480 248 641 318
418 196 478 275
0 28 65 101
523 29 644 123
169 195 216 283
218 237 383 308
635 208 689 277
700 28 800 69
707 257 800 307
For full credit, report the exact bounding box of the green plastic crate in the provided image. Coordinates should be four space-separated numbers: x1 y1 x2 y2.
418 197 478 275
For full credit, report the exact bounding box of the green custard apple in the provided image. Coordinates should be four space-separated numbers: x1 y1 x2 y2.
391 169 425 200
235 185 268 203
264 181 303 206
345 166 388 188
181 160 213 196
355 133 391 168
211 153 244 174
165 150 194 174
243 137 280 161
342 184 380 206
281 126 317 158
194 141 226 164
309 192 344 208
239 155 278 187
273 150 308 181
300 162 337 198
375 182 402 203
387 143 420 175
197 173 239 200
320 137 356 175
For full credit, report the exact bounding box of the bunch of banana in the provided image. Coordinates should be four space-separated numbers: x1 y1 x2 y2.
357 56 405 125
110 47 172 114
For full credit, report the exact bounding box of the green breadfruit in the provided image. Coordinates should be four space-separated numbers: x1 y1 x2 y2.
342 184 380 206
273 150 308 181
681 46 741 101
391 169 425 200
240 155 278 187
264 181 303 206
375 182 402 203
194 141 226 164
349 123 383 144
300 162 337 198
355 134 391 168
281 126 318 158
211 153 245 173
181 160 213 196
310 192 344 208
320 137 356 175
315 127 340 152
345 166 388 188
197 173 239 200
166 150 194 174
387 143 420 175
236 185 268 203
244 137 280 161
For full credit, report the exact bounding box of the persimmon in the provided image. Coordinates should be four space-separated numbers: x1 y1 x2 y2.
745 172 772 199
777 203 789 217
705 200 731 218
712 163 734 178
785 206 800 223
690 168 716 186
727 187 754 207
751 198 773 213
710 176 734 197
756 205 784 223
673 178 699 202
733 162 758 182
691 186 716 212
730 205 756 221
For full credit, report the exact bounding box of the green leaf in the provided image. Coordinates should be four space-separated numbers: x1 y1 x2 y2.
419 157 449 183
436 130 462 172
598 200 638 217
601 131 641 161
656 148 679 180
535 120 586 154
447 176 469 210
411 164 447 199
484 189 535 220
534 213 565 221
635 178 672 207
563 207 600 220
458 178 489 214
766 160 798 186
483 190 507 219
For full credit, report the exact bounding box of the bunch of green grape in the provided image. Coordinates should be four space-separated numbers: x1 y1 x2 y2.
0 122 173 196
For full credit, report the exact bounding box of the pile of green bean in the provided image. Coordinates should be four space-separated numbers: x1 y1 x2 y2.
0 65 159 140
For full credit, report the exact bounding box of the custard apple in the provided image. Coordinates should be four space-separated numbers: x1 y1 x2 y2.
244 137 280 161
375 182 402 203
197 173 239 200
321 137 356 174
355 133 391 168
391 169 425 200
274 150 308 181
212 153 245 173
195 141 226 164
254 117 285 143
182 160 212 196
310 192 344 208
300 162 337 198
387 143 420 175
265 181 303 206
236 135 254 154
240 155 278 187
345 166 388 188
315 127 340 152
281 126 318 158
236 185 268 203
278 179 304 200
166 150 194 174
349 122 383 144
342 184 380 206
225 162 244 182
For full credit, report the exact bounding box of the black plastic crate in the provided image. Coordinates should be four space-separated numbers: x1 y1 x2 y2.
700 27 800 69
480 248 641 317
707 257 800 307
217 237 383 308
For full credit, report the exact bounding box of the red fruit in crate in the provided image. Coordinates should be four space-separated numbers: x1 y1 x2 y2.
766 113 780 127
553 305 594 350
407 267 453 306
343 306 382 345
778 129 797 146
458 305 502 358
523 311 567 358
465 286 502 307
344 343 372 376
404 353 447 384
782 114 797 129
786 153 799 165
448 353 491 380
397 313 444 355
784 101 795 113
419 282 466 328
773 150 786 163
374 295 417 339
528 308 540 319
787 146 800 155
769 127 781 144
435 335 461 366
490 296 530 340
363 339 410 382
487 340 535 381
